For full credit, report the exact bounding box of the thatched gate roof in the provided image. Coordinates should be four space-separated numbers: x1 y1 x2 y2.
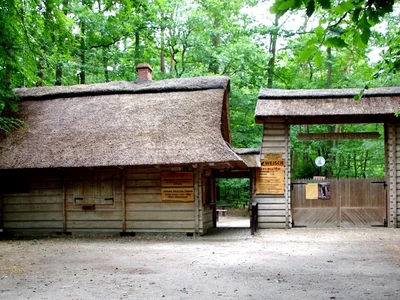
0 77 245 169
255 87 400 124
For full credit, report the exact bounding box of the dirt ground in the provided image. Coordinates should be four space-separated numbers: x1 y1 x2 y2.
0 223 399 300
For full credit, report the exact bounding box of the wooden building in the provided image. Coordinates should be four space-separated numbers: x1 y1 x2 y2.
0 64 247 236
255 87 400 229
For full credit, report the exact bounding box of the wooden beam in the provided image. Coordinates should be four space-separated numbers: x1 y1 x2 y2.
298 132 380 140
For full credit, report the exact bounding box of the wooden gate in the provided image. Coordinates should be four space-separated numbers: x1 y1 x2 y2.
291 178 387 227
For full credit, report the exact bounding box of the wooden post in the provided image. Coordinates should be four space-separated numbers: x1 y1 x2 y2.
194 165 199 234
0 193 3 231
336 178 341 227
387 123 397 228
121 167 126 233
211 171 217 228
62 172 67 233
284 122 291 229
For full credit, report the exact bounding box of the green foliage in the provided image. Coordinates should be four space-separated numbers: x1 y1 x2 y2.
291 124 385 179
271 0 399 85
217 178 250 207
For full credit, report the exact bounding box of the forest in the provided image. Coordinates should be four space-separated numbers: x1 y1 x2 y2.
1 0 400 203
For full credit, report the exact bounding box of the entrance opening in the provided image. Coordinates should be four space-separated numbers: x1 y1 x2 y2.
290 123 386 228
216 178 251 228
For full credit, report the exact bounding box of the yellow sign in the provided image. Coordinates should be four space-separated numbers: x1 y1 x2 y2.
306 183 318 200
161 172 194 187
162 188 194 202
256 163 285 195
264 153 283 161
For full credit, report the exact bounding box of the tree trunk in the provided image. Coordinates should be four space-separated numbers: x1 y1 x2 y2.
160 20 166 74
135 31 140 65
55 63 63 86
37 60 44 87
103 49 109 82
267 15 279 88
326 47 332 88
79 21 86 84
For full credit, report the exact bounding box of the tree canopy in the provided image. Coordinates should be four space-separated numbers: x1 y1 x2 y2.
1 0 399 180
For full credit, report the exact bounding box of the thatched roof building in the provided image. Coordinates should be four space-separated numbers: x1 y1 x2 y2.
256 87 400 124
0 75 245 169
233 148 261 168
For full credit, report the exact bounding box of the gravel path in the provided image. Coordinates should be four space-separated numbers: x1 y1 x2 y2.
0 228 399 300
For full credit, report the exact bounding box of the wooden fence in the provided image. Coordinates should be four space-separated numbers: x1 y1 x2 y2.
292 178 386 208
291 178 387 227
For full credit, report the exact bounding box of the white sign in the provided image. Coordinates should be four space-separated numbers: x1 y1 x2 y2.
315 156 325 167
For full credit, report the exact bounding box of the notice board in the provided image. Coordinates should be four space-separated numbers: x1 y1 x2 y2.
256 155 285 195
161 172 194 202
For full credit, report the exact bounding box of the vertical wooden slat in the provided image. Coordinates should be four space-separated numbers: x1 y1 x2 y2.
62 172 67 232
121 167 126 233
336 178 341 227
387 123 397 228
0 193 3 230
284 123 291 229
194 166 199 234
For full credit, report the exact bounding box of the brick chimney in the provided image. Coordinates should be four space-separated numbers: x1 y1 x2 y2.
136 63 153 81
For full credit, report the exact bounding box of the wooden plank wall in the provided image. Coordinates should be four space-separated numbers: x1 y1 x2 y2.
124 167 196 233
394 123 400 228
1 166 204 235
1 170 64 234
65 168 123 233
257 121 292 229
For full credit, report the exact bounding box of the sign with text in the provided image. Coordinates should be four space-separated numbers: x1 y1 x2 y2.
256 159 285 195
161 172 194 187
264 153 283 161
161 188 194 202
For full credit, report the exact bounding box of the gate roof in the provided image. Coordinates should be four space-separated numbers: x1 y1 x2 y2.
255 87 400 124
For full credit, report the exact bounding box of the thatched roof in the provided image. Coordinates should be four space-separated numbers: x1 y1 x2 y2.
234 148 261 168
0 76 246 169
256 87 400 122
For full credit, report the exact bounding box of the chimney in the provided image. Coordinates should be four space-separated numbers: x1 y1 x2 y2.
136 63 153 81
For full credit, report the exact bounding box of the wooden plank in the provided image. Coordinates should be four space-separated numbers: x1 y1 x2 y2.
127 202 195 211
255 197 286 204
263 123 285 129
124 167 161 174
30 181 62 190
125 187 161 194
4 212 63 221
67 210 122 221
258 216 288 222
2 190 63 197
258 210 290 216
66 201 123 210
258 223 287 229
125 173 161 180
258 204 287 210
2 195 63 204
262 136 287 141
125 180 161 188
126 211 195 221
126 220 195 230
67 221 122 229
125 194 162 203
4 203 62 212
262 141 287 148
3 221 63 229
298 132 380 140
